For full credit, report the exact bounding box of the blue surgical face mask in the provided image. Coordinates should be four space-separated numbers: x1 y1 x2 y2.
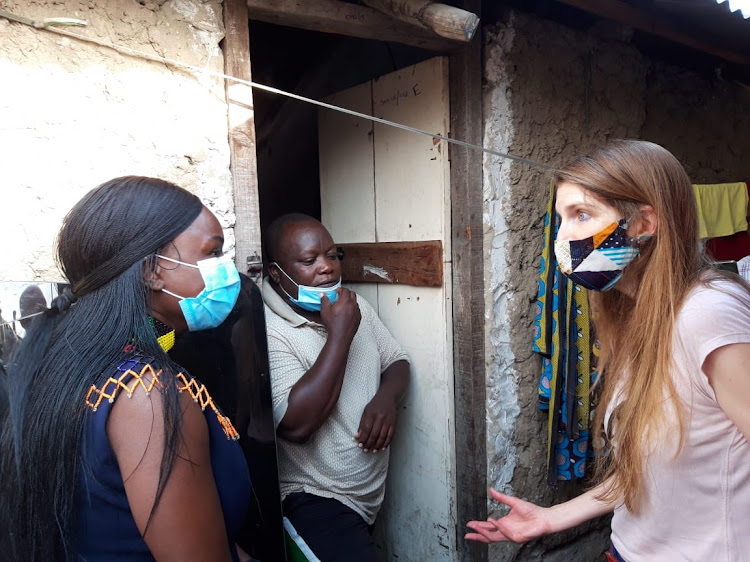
272 263 340 312
157 253 241 331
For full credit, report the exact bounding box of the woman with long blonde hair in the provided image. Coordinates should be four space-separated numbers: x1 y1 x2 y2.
466 140 750 561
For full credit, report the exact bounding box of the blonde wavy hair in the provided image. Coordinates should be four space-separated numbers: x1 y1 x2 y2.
555 140 707 514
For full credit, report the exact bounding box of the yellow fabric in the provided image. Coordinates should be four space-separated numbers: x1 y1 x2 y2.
692 182 748 239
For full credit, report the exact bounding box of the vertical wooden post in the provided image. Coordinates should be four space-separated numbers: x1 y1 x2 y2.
449 0 487 560
223 0 263 281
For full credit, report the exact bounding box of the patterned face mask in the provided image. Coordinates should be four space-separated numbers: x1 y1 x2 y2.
554 219 643 292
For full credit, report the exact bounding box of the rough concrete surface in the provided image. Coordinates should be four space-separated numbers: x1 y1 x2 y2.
482 8 750 561
0 0 233 282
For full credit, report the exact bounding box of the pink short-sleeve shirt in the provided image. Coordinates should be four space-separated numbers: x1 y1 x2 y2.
611 280 750 562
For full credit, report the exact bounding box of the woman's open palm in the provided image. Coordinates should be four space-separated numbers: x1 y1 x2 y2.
465 488 551 544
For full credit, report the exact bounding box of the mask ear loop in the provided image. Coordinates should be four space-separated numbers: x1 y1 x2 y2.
155 254 199 269
269 262 300 303
161 287 186 300
618 218 652 248
270 263 300 288
155 241 182 270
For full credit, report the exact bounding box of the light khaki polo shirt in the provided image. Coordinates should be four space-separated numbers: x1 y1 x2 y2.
262 277 409 524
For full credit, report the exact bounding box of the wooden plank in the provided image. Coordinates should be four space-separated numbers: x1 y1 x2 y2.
361 0 479 42
337 241 443 287
246 0 463 52
448 0 487 559
556 0 750 66
224 0 263 282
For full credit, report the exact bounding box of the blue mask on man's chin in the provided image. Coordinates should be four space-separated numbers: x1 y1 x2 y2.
272 263 340 311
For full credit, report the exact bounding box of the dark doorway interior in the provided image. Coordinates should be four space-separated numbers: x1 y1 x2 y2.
249 20 437 235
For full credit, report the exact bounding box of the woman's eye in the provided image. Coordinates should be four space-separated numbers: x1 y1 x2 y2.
211 248 223 257
577 211 591 222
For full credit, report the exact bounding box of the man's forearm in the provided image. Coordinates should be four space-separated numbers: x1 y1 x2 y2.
277 337 353 442
377 360 410 403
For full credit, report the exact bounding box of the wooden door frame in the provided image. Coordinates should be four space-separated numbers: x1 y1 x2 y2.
225 0 488 558
223 0 264 281
449 1 487 560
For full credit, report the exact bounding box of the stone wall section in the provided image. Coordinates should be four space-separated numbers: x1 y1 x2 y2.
0 0 233 281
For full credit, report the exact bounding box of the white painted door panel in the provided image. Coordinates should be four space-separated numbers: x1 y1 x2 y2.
372 59 451 251
319 82 376 243
319 57 456 562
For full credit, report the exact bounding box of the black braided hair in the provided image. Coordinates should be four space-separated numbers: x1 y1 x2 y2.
44 287 78 318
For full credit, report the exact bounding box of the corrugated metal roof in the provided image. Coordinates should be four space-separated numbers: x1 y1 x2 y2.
713 0 750 19
649 0 750 60
552 0 750 77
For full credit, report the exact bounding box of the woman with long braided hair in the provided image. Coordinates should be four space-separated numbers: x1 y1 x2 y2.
0 177 250 561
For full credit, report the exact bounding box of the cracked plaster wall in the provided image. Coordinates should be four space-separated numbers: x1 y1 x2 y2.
0 0 233 282
482 9 750 561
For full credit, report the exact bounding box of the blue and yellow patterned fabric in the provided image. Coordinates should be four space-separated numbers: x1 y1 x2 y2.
533 182 598 484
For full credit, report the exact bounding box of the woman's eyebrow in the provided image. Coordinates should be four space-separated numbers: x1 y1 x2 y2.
556 201 582 213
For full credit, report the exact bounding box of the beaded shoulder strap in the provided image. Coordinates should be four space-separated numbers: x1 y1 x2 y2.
85 352 239 441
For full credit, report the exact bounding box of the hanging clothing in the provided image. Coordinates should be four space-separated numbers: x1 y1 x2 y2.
703 182 750 262
692 182 748 239
533 182 598 484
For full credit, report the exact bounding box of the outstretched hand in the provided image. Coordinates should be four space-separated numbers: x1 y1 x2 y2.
465 489 551 544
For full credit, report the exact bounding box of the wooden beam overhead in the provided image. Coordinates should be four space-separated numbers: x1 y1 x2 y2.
246 0 464 52
361 0 480 42
556 0 750 66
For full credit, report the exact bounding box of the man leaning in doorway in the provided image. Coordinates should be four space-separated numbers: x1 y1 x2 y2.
262 213 410 561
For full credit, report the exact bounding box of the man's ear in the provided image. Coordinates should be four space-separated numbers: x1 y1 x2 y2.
636 204 658 238
267 262 281 285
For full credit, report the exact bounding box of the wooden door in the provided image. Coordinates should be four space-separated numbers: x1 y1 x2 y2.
319 56 456 561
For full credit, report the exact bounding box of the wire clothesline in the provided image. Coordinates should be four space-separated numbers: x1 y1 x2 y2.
1 311 44 329
0 8 559 329
0 8 557 172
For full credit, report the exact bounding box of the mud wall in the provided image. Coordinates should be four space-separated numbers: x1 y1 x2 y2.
0 0 233 282
482 9 750 561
